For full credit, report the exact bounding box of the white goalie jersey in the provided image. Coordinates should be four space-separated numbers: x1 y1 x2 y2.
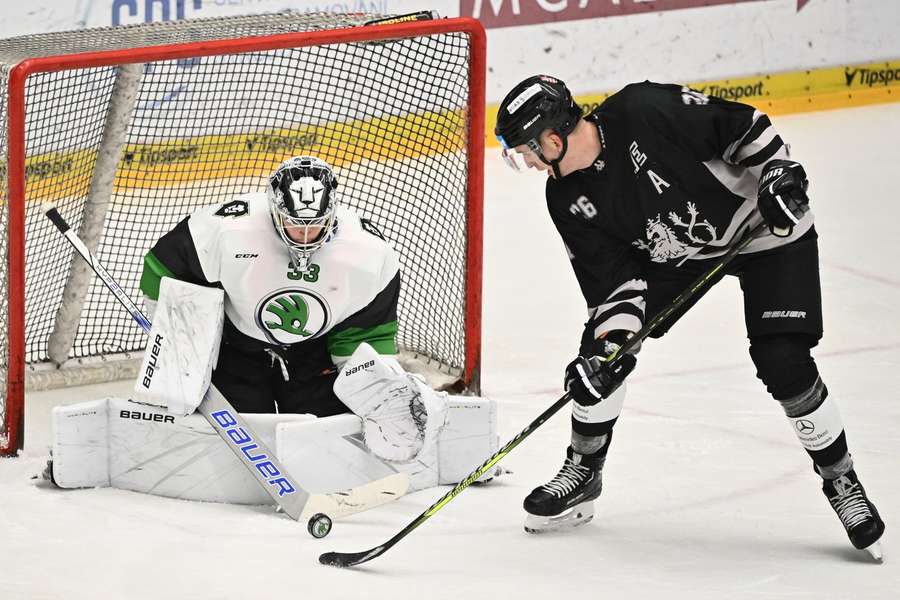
140 193 401 362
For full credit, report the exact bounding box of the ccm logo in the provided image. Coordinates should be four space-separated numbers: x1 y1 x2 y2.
120 410 175 424
141 333 164 388
211 410 296 497
344 360 375 376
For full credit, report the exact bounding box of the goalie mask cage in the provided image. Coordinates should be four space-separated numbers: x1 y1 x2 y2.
0 13 485 456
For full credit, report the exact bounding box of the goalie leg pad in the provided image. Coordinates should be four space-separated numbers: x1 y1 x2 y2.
334 342 448 463
50 400 111 489
277 396 499 493
135 277 224 416
50 397 314 504
277 414 404 492
51 394 499 505
438 396 499 485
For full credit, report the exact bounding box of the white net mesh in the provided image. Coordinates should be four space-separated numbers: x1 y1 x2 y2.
0 12 481 454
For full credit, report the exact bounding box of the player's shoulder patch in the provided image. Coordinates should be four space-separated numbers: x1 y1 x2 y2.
214 199 249 218
359 217 386 241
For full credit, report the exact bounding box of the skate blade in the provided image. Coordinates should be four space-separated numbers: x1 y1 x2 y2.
524 501 594 534
864 541 884 563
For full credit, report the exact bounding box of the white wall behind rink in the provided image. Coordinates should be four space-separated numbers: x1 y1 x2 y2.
3 0 899 101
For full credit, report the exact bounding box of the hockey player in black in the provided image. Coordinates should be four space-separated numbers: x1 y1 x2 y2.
495 75 884 560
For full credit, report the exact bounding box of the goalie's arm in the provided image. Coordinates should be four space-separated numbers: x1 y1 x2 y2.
327 271 401 365
139 217 219 303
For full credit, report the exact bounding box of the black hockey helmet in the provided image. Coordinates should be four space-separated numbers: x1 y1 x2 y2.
495 75 581 152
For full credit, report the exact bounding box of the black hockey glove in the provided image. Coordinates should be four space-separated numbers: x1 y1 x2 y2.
757 159 810 237
564 351 636 407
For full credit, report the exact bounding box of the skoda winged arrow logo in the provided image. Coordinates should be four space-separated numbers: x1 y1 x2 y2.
795 419 815 434
255 288 330 345
265 294 314 337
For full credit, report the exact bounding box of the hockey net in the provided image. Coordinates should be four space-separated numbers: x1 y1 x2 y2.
0 12 485 456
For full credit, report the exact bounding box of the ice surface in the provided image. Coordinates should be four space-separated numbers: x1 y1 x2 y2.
2 103 899 599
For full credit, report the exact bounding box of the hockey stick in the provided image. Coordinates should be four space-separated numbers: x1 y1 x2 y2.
43 204 408 533
320 219 769 567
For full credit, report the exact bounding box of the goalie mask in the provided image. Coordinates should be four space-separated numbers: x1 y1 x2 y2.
267 156 339 271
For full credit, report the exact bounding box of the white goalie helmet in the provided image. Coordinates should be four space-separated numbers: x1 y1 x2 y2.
267 156 340 271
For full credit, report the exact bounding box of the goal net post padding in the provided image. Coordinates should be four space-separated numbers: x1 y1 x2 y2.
0 13 486 456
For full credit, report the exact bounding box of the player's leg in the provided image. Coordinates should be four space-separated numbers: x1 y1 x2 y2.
211 330 279 413
741 228 884 559
522 389 621 533
523 261 723 533
275 337 346 417
277 369 344 416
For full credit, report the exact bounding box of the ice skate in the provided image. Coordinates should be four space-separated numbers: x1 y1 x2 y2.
822 469 885 562
523 447 603 533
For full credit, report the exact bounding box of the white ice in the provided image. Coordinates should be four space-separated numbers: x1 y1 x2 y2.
3 102 899 599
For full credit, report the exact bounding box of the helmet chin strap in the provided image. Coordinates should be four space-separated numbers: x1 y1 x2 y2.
538 135 569 179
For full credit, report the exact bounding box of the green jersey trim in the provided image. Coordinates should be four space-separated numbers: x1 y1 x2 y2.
140 250 176 300
328 321 399 357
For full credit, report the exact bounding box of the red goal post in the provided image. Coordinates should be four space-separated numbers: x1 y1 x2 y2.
0 13 485 456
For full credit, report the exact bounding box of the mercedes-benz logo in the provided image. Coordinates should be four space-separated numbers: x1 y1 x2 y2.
795 419 815 434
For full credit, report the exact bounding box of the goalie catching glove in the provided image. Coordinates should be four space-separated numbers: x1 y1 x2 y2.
334 343 448 462
565 340 636 407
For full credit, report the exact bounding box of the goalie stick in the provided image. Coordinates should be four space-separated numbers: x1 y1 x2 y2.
43 204 408 530
320 219 769 567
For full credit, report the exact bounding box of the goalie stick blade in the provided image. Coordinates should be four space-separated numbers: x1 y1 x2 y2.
301 472 409 521
319 545 389 568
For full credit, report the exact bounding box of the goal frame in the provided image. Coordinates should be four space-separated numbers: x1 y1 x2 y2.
1 17 486 456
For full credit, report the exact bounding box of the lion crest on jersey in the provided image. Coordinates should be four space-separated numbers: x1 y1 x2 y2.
255 288 331 344
633 202 718 262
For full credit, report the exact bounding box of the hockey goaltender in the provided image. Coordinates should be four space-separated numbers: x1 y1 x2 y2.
44 156 500 515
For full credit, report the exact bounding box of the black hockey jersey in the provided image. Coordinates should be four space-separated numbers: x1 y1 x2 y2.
546 81 813 353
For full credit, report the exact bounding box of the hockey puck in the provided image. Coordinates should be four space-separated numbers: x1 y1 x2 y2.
307 513 333 539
